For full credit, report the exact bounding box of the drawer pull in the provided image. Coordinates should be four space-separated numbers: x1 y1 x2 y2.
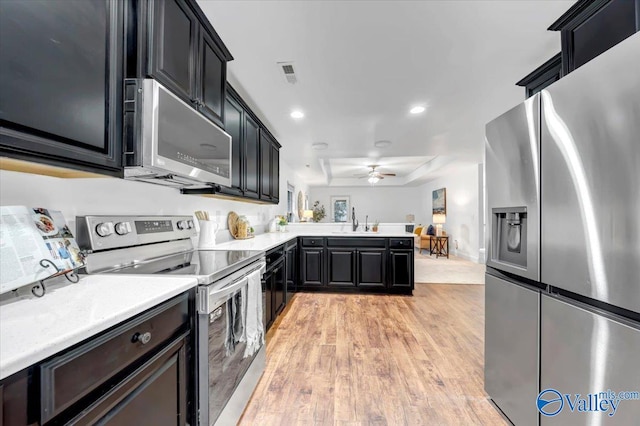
132 331 152 345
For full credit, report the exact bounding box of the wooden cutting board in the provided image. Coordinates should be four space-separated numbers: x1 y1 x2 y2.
227 211 239 238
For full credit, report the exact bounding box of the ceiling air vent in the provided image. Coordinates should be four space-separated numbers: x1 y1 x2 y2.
278 61 298 84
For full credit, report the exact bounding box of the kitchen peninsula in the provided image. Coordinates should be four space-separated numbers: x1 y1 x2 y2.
215 224 416 295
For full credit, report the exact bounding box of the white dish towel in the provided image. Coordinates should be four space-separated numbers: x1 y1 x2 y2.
244 268 264 358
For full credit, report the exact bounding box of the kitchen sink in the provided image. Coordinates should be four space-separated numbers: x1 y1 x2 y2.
330 231 378 235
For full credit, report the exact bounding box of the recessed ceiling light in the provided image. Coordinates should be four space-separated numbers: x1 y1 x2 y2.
312 142 328 150
410 106 426 114
290 110 304 119
374 140 392 148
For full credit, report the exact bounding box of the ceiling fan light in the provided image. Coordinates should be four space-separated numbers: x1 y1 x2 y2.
368 175 380 184
312 142 328 150
410 105 426 114
374 140 392 148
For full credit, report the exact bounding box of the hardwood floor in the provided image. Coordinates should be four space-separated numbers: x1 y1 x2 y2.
239 284 507 425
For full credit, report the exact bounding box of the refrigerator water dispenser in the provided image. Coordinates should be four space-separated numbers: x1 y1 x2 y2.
492 207 528 269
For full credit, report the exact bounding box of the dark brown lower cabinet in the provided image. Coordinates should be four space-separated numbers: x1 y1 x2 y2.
327 249 356 287
0 291 193 426
299 237 413 294
357 249 386 288
70 334 189 425
285 240 298 301
270 257 286 320
263 246 287 330
390 250 414 289
0 368 33 426
301 248 324 287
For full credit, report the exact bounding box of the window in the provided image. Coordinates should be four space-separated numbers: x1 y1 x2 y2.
287 183 295 220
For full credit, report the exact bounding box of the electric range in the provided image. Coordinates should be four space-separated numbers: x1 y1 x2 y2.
76 215 267 426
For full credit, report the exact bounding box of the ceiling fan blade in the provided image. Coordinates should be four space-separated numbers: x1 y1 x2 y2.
380 173 396 177
366 175 384 181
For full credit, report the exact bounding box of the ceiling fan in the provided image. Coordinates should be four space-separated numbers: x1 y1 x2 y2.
355 165 396 183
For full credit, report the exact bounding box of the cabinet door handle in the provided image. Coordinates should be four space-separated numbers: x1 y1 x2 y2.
132 331 152 345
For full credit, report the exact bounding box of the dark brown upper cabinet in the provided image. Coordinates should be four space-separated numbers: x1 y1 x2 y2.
223 91 245 197
0 0 125 176
145 0 232 128
259 129 281 203
516 53 562 98
215 85 279 204
149 0 197 101
220 85 260 200
271 142 280 201
198 30 226 124
244 114 261 199
548 0 640 75
260 131 272 201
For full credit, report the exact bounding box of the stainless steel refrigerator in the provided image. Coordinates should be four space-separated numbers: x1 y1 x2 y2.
485 91 543 426
485 33 640 426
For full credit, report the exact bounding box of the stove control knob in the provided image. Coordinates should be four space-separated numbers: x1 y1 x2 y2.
95 222 114 237
115 222 132 235
187 220 194 229
177 220 189 230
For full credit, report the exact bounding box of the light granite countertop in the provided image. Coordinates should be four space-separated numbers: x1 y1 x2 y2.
0 230 415 380
212 230 416 252
0 275 198 380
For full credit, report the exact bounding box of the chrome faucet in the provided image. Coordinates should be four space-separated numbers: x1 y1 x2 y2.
352 207 359 231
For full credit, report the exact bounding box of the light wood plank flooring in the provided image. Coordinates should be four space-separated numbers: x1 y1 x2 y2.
239 284 506 425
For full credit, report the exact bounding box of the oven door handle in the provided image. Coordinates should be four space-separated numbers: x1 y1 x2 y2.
208 275 249 301
200 261 266 313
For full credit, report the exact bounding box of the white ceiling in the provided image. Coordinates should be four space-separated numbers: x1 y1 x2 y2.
321 156 436 187
198 0 574 186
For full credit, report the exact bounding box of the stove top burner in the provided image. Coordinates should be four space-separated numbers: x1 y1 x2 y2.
101 249 264 284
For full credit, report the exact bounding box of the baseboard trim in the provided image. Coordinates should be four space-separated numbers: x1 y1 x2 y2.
454 251 480 263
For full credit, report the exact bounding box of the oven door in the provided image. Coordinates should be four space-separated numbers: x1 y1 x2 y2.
197 262 266 426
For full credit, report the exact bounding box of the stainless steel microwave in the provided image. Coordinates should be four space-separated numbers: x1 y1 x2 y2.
123 79 231 189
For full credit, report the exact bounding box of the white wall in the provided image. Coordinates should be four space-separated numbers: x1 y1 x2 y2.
307 186 422 224
418 163 481 262
0 160 307 243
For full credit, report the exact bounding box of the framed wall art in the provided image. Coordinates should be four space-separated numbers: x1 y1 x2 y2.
432 188 446 215
330 196 350 222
